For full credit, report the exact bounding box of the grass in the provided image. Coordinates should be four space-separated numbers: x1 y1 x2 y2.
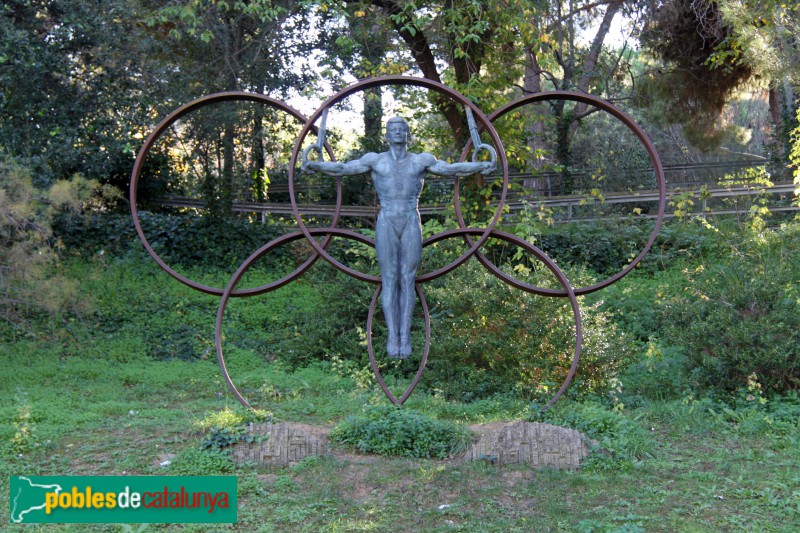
1 256 799 531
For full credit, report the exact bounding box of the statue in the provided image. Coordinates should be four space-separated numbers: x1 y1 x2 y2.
304 117 495 358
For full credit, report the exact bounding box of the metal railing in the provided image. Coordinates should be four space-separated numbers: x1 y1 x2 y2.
156 180 797 223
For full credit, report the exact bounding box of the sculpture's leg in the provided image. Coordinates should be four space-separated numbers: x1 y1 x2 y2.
397 212 422 358
376 214 401 357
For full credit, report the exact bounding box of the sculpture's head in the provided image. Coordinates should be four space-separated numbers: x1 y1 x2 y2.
385 117 412 145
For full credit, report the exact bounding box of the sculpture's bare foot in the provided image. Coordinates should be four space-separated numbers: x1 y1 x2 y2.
397 336 412 359
387 336 401 358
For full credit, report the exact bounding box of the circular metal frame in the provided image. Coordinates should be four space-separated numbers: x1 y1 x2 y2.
130 91 340 296
455 91 666 296
215 228 377 408
288 76 510 283
421 227 583 407
131 80 666 412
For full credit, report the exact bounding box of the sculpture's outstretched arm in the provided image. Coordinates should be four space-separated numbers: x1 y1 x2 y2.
303 153 377 176
425 154 496 177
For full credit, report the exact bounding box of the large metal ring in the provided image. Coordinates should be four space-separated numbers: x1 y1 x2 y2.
288 76 510 284
422 227 583 407
130 91 340 297
215 228 378 408
456 91 667 296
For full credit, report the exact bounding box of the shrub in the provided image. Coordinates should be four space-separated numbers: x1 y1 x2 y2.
618 342 690 403
423 261 637 403
0 155 119 332
666 226 800 395
197 406 272 451
167 448 235 475
530 400 655 469
501 219 725 276
54 210 289 270
329 405 473 459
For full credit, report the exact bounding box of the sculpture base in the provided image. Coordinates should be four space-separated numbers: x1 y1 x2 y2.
231 421 594 469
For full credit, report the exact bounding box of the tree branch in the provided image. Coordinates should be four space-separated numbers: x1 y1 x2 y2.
366 0 468 144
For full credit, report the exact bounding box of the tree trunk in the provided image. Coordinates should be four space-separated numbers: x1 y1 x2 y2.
556 110 573 195
222 123 235 216
370 0 468 145
252 104 266 202
523 49 549 193
769 86 785 158
569 0 622 138
363 87 384 152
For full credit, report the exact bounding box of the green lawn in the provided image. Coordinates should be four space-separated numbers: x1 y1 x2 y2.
3 344 799 531
1 258 799 532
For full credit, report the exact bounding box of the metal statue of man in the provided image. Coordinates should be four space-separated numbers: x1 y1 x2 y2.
304 117 495 358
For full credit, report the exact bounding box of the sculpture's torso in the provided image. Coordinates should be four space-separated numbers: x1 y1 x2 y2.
371 152 426 214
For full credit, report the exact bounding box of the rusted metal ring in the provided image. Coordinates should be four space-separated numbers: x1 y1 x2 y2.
288 76 510 283
366 282 432 405
456 91 666 296
139 86 656 411
421 227 582 407
130 91 340 297
215 228 379 408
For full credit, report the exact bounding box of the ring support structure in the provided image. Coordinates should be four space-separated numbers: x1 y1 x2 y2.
131 76 665 409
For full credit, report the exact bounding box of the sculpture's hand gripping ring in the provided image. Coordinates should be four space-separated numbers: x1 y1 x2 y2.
465 107 497 173
302 107 329 167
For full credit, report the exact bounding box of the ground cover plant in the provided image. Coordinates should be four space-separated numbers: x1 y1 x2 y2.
2 215 800 531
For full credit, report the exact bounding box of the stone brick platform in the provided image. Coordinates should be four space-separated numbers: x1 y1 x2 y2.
463 421 593 469
232 421 594 469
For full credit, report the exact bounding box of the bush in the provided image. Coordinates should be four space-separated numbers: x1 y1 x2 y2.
1 156 119 331
618 342 690 403
530 400 655 469
167 448 235 475
505 219 725 276
666 226 800 395
329 405 473 459
197 406 272 451
423 261 637 403
54 211 290 270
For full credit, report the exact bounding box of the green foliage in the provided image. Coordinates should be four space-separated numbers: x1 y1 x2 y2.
197 406 272 451
424 260 637 403
617 342 690 404
265 263 374 367
330 405 473 459
8 391 39 456
495 220 724 277
792 109 800 214
717 166 775 232
639 0 755 148
665 226 800 395
0 0 157 184
603 222 800 400
717 0 800 87
55 211 288 270
531 400 656 470
167 448 235 475
596 266 687 343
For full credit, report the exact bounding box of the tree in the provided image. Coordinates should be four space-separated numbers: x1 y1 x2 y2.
517 0 636 192
639 0 799 154
144 0 325 213
717 0 799 155
316 0 638 196
0 0 160 187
